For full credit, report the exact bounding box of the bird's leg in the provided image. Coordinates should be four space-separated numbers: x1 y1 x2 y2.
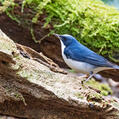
85 71 95 82
78 74 88 79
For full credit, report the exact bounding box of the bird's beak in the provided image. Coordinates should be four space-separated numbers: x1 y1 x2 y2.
53 33 60 38
53 33 63 42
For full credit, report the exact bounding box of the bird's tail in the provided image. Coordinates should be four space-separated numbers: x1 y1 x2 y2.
113 65 119 70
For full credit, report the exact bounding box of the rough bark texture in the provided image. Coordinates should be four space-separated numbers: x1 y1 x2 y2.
0 30 119 119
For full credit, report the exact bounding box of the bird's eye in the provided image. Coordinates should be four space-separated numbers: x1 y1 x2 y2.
62 37 67 41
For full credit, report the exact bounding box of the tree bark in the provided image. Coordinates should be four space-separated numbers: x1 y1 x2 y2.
0 29 119 119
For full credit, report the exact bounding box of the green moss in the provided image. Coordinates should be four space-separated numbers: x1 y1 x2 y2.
1 0 119 61
87 92 103 102
69 69 75 73
76 91 103 101
0 0 14 13
86 79 112 96
21 0 119 61
76 93 84 99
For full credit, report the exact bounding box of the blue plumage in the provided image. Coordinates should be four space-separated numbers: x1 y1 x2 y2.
55 34 119 81
64 40 113 68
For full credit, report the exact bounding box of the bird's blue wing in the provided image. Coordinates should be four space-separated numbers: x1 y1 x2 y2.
64 44 113 67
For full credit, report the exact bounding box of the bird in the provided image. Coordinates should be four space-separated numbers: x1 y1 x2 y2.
54 34 119 81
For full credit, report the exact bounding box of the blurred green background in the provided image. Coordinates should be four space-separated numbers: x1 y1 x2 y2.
1 0 119 62
102 0 119 9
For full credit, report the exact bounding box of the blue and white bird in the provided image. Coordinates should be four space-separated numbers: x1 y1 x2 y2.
55 34 119 81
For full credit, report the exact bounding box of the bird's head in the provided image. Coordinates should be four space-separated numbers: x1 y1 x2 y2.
54 34 78 46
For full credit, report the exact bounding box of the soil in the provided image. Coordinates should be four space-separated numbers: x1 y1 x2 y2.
0 13 41 51
0 12 66 67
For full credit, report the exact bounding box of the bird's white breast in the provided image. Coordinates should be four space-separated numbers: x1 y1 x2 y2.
60 40 95 74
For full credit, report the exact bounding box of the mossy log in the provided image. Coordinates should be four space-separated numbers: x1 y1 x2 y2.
0 30 119 119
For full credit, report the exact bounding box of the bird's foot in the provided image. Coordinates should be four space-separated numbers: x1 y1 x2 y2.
78 74 88 79
81 73 95 84
84 73 95 83
78 74 89 84
85 76 91 82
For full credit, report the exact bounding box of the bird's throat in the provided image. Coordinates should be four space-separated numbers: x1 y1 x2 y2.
60 40 66 56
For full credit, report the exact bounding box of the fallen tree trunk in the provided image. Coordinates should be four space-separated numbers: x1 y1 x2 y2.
0 30 119 119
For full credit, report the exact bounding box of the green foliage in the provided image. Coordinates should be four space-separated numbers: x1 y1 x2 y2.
86 79 112 96
21 0 119 61
0 0 15 13
0 0 20 23
1 0 119 61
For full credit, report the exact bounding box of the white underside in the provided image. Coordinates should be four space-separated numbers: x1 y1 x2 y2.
60 40 113 74
62 53 95 74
